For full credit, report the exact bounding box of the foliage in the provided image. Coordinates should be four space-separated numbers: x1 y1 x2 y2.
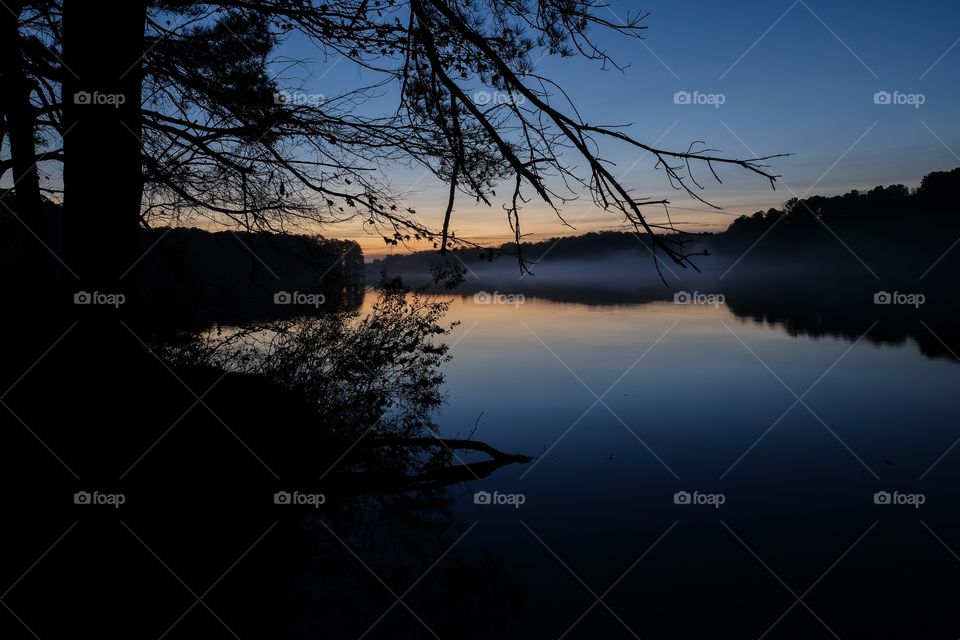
725 167 960 242
160 280 459 440
4 0 783 274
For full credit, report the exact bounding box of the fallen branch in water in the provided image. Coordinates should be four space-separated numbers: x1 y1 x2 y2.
322 437 532 495
371 437 532 463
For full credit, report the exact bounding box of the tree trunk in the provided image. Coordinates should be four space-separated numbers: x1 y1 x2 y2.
62 0 147 297
0 0 49 292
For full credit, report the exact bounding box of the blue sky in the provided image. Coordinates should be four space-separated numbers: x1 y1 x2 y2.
243 1 960 252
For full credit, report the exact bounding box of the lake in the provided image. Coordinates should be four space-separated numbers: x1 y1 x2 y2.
349 291 960 638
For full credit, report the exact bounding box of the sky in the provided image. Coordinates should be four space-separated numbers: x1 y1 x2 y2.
275 0 960 257
7 1 953 258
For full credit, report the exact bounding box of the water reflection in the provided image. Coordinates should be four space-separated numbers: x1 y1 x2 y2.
371 291 960 637
375 278 960 364
7 286 959 638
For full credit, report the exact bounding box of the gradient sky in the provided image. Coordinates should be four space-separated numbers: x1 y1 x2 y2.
276 0 960 257
7 1 951 257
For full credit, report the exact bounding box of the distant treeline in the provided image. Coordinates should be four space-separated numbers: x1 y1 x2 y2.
0 198 364 328
138 227 365 329
371 167 960 277
717 167 960 253
369 229 666 276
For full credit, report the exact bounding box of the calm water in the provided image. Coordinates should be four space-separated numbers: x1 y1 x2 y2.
355 293 960 638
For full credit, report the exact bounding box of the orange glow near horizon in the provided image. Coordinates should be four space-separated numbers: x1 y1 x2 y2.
177 187 787 261
341 197 778 260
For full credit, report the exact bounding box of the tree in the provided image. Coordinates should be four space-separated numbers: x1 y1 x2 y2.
61 0 147 289
3 0 785 290
0 0 49 285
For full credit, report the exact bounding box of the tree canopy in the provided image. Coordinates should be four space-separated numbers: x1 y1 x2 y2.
2 0 785 281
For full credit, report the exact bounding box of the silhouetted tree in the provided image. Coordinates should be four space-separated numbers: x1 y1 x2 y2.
61 0 147 290
0 0 50 285
3 0 785 293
